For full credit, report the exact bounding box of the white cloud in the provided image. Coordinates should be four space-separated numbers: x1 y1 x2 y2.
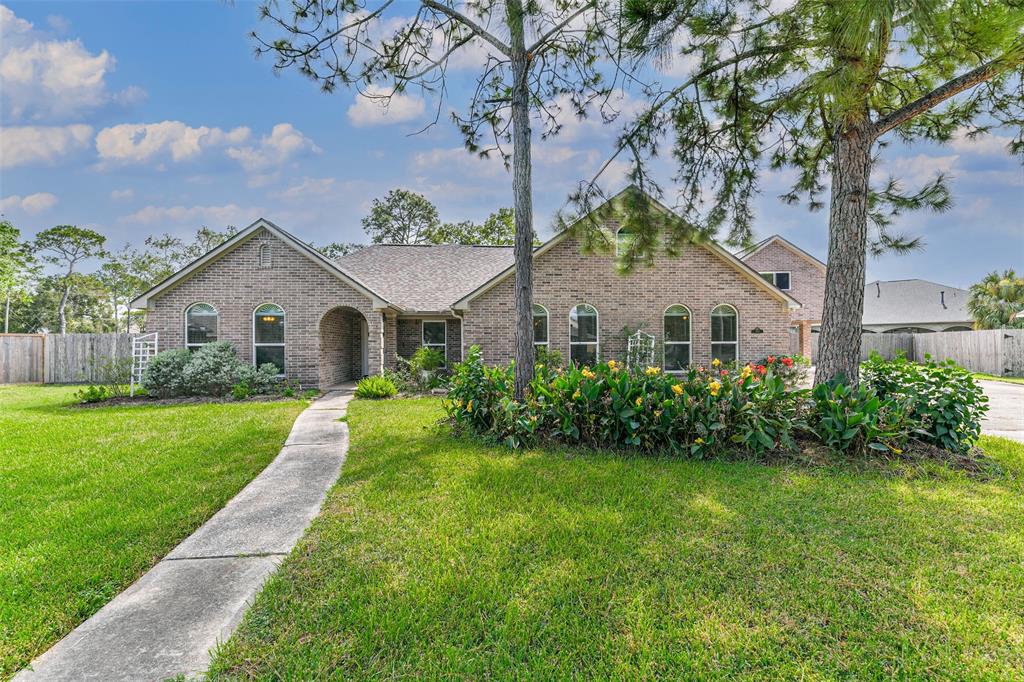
0 124 93 168
1 192 58 214
874 153 959 187
0 5 143 122
412 147 504 178
347 86 426 127
274 177 338 201
95 121 251 165
120 203 260 227
948 128 1014 157
110 188 134 201
225 123 321 171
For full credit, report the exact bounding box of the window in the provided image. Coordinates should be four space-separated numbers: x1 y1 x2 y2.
711 304 738 364
253 303 285 374
422 320 447 364
759 271 791 290
615 226 637 256
663 305 691 372
569 304 598 365
185 303 218 351
258 242 272 268
533 304 549 349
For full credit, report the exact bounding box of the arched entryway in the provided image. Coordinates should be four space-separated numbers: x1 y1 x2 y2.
319 306 368 388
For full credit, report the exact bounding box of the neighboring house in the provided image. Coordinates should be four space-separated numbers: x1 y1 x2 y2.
737 234 827 358
131 188 802 387
861 279 973 333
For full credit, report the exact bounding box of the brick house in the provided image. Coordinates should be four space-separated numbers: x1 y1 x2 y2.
131 189 804 387
736 234 827 359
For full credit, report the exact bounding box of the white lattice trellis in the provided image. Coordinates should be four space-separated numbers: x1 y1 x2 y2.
130 332 158 397
626 330 655 370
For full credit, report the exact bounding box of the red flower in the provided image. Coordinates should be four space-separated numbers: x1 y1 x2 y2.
767 356 776 364
781 357 794 367
756 365 767 375
720 369 729 377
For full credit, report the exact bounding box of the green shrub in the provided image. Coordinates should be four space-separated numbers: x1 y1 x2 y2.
862 353 988 453
807 380 911 456
235 363 283 395
355 375 398 399
142 348 192 398
75 384 111 403
446 347 801 455
535 346 564 369
411 346 446 372
755 354 810 389
181 342 247 396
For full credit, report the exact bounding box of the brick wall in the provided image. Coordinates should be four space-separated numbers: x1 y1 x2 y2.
742 240 825 322
396 317 462 364
144 229 382 387
462 230 792 367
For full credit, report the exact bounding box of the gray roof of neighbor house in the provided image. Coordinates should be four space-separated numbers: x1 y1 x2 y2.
336 244 514 313
862 279 972 325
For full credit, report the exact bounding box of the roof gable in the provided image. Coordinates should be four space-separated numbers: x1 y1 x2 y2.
130 218 390 309
739 234 826 272
454 187 802 310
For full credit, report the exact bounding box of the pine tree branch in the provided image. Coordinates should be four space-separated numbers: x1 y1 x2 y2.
419 0 512 57
872 44 1024 138
526 0 595 55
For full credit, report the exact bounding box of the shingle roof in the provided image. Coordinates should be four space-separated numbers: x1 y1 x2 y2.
862 279 972 325
336 244 514 312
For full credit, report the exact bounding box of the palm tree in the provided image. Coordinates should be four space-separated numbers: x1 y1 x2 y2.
968 270 1024 329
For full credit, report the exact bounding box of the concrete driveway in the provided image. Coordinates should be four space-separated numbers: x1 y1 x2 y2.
979 380 1024 443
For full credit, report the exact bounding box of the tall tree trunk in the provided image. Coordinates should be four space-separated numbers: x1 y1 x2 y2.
507 0 535 401
815 119 872 386
4 289 9 333
58 274 72 334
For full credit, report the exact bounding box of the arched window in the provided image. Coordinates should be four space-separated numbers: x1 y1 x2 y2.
615 226 637 256
254 303 285 374
944 325 972 332
711 304 738 364
258 242 272 268
569 304 598 365
533 304 549 349
663 305 691 372
185 303 218 351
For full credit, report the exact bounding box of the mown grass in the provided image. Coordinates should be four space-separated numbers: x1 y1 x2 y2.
208 398 1024 680
974 372 1024 385
0 385 305 679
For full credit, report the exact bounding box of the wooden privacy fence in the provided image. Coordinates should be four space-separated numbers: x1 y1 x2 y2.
809 329 1024 376
0 333 136 384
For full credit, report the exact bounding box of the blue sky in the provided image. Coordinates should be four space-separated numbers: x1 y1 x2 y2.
1 1 1020 288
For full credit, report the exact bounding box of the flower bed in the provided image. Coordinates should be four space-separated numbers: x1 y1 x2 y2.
445 346 989 460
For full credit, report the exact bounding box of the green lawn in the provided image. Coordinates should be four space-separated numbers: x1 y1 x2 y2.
0 385 305 679
209 398 1024 681
974 372 1024 385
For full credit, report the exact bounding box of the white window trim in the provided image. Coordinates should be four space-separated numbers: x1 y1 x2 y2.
421 319 447 361
569 304 599 364
662 304 691 373
759 271 791 291
533 304 549 349
615 226 636 257
185 302 218 351
253 302 286 376
711 304 739 363
258 242 272 269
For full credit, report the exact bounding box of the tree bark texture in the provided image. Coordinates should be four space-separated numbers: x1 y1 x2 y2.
58 283 70 334
507 0 535 401
815 119 873 387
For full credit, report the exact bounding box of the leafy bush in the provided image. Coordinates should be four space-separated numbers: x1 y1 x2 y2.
807 381 910 455
535 346 564 368
235 363 284 395
231 383 252 401
355 375 398 399
181 342 247 396
446 347 801 455
142 348 192 398
393 346 449 393
862 353 988 453
411 346 446 372
75 384 112 403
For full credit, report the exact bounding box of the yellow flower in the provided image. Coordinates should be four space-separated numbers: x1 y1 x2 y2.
654 410 663 418
695 437 705 445
635 396 643 407
572 389 581 400
454 399 463 408
467 400 473 412
607 359 617 369
581 368 596 380
712 358 721 368
644 366 660 376
529 415 538 423
671 384 684 396
740 364 752 379
891 446 903 455
708 380 721 397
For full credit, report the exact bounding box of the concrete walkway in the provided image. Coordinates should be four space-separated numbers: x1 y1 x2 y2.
15 387 355 682
979 379 1024 443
